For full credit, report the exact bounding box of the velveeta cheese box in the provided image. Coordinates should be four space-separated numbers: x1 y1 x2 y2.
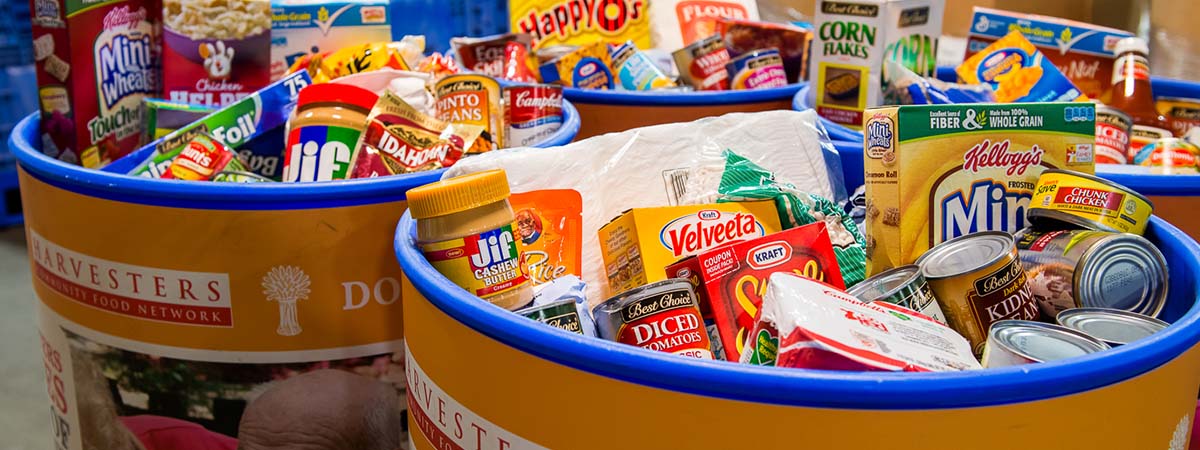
809 0 944 130
598 202 782 296
29 0 159 168
510 0 650 49
270 0 392 81
863 103 1096 275
965 7 1133 99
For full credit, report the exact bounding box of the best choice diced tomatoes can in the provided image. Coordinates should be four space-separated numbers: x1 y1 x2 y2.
591 279 713 359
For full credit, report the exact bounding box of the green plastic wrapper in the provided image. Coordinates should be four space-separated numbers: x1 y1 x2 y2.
716 150 867 287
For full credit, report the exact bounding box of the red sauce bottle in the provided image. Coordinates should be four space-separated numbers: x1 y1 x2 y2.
1107 37 1175 161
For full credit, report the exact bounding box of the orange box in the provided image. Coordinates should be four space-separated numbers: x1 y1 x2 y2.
598 201 781 296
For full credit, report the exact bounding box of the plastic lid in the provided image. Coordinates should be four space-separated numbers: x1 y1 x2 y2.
1113 37 1149 56
406 169 511 219
297 83 380 111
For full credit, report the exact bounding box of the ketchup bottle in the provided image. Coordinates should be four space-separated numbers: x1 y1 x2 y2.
1107 37 1174 160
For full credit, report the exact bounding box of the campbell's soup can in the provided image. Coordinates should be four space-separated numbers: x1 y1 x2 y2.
917 232 1039 357
435 74 504 153
503 84 564 148
1095 105 1132 164
591 279 713 359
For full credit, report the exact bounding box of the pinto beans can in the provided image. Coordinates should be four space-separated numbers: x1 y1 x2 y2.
504 85 564 148
917 232 1039 357
592 279 713 359
1028 169 1153 235
435 75 503 153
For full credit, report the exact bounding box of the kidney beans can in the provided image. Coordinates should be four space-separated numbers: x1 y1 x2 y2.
982 320 1110 368
725 49 787 90
1028 169 1153 235
1094 105 1132 165
435 74 504 153
1056 307 1168 346
517 299 585 335
672 35 731 91
847 265 946 325
1014 228 1167 319
504 84 564 148
917 232 1040 357
591 279 713 359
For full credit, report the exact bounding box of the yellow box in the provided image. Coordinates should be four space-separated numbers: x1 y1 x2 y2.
510 0 651 49
598 201 782 296
863 102 1096 275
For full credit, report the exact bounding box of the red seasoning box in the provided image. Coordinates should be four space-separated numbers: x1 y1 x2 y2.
29 0 160 168
670 222 844 361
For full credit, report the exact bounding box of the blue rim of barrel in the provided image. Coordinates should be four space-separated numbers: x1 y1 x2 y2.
791 84 865 142
563 83 803 107
396 142 1200 409
7 100 580 210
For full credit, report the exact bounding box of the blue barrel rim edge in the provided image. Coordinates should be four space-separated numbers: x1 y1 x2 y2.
791 84 864 142
396 211 1200 410
7 100 580 210
564 83 803 107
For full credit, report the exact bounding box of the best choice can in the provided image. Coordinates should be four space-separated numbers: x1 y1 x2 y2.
435 74 504 153
504 84 564 148
982 320 1111 368
592 279 713 359
1014 228 1167 318
917 232 1039 356
1056 307 1169 346
517 299 585 334
672 35 731 91
1028 169 1153 235
846 265 946 325
726 49 787 90
1095 105 1132 164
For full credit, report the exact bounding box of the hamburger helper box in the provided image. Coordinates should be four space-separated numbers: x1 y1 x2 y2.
666 222 844 362
965 7 1134 99
270 0 392 81
29 0 159 168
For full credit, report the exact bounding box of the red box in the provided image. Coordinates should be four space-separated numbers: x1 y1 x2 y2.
690 222 844 361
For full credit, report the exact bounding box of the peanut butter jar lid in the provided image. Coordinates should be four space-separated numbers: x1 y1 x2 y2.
406 169 511 219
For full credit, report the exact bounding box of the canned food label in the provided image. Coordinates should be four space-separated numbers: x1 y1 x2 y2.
729 52 787 90
878 278 946 325
435 76 502 152
1031 171 1152 234
505 86 564 148
422 224 530 300
615 288 712 359
1095 119 1130 165
1016 229 1097 316
1129 124 1173 156
966 258 1039 354
674 36 730 91
283 124 361 182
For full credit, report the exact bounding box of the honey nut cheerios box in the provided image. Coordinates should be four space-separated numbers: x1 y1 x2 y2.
863 103 1096 276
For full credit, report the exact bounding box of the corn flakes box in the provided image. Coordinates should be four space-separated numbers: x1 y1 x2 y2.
958 31 1088 104
598 202 782 296
863 103 1096 275
510 0 650 49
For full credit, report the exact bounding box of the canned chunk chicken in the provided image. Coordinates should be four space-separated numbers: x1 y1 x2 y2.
1028 169 1153 235
1056 307 1168 346
1014 228 1167 318
982 320 1110 368
917 232 1039 356
592 279 713 359
846 265 946 325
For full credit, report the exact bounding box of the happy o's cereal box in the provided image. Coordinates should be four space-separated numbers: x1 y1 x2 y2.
510 0 650 49
29 0 160 168
863 103 1096 275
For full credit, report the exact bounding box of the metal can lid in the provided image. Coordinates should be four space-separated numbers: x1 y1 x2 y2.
1075 233 1168 317
1056 307 1168 345
847 265 921 302
990 320 1111 363
918 232 1015 279
592 278 695 317
1095 104 1133 124
516 298 578 316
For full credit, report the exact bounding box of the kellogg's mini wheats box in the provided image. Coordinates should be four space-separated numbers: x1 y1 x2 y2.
510 0 651 49
863 103 1096 275
965 7 1134 99
598 202 781 296
29 0 159 168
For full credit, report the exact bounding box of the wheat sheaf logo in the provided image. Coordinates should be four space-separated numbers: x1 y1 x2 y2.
262 266 312 336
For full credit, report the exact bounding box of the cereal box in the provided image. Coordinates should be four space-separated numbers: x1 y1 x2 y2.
648 0 759 51
510 0 650 49
598 202 782 296
958 31 1088 104
863 103 1096 275
29 0 159 168
270 0 392 81
162 0 272 107
809 0 944 130
690 222 844 361
965 7 1134 99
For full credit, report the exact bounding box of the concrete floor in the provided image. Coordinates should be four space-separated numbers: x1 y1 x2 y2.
0 227 50 450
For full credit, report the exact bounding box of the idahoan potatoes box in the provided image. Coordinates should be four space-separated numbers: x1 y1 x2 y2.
863 103 1096 275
